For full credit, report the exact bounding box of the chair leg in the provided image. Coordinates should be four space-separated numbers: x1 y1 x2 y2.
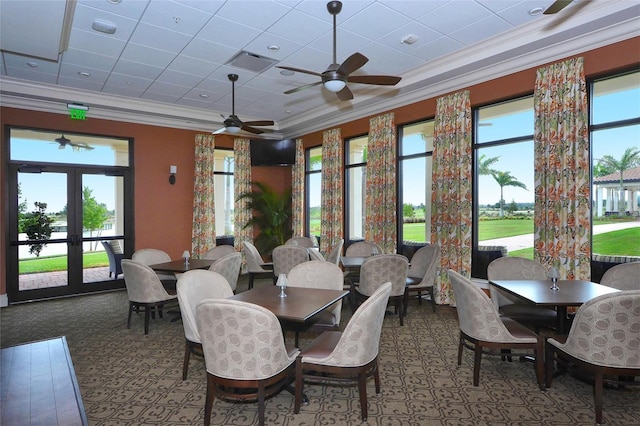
357 371 368 421
144 306 151 335
457 334 464 366
182 340 191 380
402 288 409 317
594 371 604 425
127 302 133 329
545 344 555 388
429 287 436 313
294 358 303 414
257 381 266 426
204 374 215 426
373 361 381 394
249 273 255 290
534 340 545 391
473 343 483 386
396 298 404 326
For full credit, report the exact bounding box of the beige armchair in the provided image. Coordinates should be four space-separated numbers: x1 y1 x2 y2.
545 290 640 424
121 259 178 335
599 262 640 290
294 282 392 422
208 252 242 292
201 244 235 261
132 248 176 283
325 239 344 266
271 245 309 279
196 299 299 426
404 244 440 315
242 241 273 289
285 236 317 248
448 269 545 390
176 270 233 380
355 254 408 325
307 248 325 261
286 260 344 347
487 256 557 331
345 241 382 257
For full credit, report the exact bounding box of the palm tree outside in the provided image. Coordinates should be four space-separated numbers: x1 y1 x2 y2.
478 154 500 176
491 171 528 217
596 147 640 216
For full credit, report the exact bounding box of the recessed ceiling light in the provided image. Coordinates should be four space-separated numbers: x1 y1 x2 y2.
268 45 280 51
78 71 91 77
280 69 294 76
529 7 544 16
107 0 122 4
199 94 209 98
27 62 38 68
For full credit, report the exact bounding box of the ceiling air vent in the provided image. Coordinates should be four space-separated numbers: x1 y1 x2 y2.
226 51 278 73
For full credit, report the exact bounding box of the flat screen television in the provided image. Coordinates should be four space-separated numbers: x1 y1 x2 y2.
250 139 296 166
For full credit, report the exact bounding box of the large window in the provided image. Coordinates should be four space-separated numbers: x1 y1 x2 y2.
590 70 640 259
398 120 434 244
306 146 322 238
345 135 368 242
474 96 535 267
213 149 234 237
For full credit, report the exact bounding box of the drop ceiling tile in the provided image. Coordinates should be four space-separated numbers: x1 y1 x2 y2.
139 0 213 36
448 15 513 46
370 52 426 77
120 43 177 69
68 29 126 58
59 62 110 84
5 66 58 84
418 0 493 34
145 80 191 98
3 52 60 74
72 3 138 42
112 59 164 80
341 3 411 41
408 36 465 62
267 9 331 45
167 55 219 78
174 0 225 15
62 49 118 71
308 28 371 59
102 84 146 98
376 21 441 51
357 42 410 71
379 0 449 18
77 0 150 20
104 73 154 92
129 22 192 53
496 1 551 26
242 33 304 61
58 75 105 91
294 0 369 22
215 0 292 31
196 16 262 49
156 68 204 87
141 91 182 103
181 38 238 64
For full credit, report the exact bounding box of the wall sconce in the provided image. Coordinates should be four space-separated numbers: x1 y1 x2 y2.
169 165 177 185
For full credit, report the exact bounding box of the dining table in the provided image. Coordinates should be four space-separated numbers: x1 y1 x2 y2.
148 259 215 273
489 279 620 334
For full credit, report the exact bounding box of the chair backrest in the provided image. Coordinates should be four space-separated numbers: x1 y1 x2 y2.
272 245 309 277
209 252 242 291
448 269 525 343
560 289 640 368
345 241 382 257
600 262 640 290
242 241 269 273
121 259 173 304
487 257 548 309
201 245 235 261
359 254 408 297
177 270 233 344
307 248 325 262
101 241 119 262
131 248 171 265
287 260 344 325
306 282 392 367
196 299 299 380
325 239 344 266
408 244 440 284
285 236 316 248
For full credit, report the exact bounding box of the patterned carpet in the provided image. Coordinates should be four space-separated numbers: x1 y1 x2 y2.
2 276 639 426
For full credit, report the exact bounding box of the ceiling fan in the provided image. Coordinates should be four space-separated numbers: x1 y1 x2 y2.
212 74 274 135
276 1 401 101
544 0 574 14
54 134 94 151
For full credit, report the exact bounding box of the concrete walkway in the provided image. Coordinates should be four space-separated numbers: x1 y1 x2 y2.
482 220 640 252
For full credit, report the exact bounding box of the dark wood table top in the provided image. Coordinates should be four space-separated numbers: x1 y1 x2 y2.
340 256 369 269
149 259 215 273
229 286 349 322
1 336 88 426
489 279 620 307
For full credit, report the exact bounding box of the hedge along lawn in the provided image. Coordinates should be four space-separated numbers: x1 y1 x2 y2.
19 252 108 274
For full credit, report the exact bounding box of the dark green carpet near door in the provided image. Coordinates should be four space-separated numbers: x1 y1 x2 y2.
2 275 638 425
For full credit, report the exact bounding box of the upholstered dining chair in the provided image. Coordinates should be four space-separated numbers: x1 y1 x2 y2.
201 244 235 261
403 244 440 315
487 256 557 331
545 290 640 425
131 248 176 283
307 248 325 262
208 252 242 292
242 241 273 289
286 260 344 347
345 241 382 257
196 299 299 426
121 259 178 335
355 254 408 325
599 262 640 290
176 270 233 380
447 269 545 390
101 240 124 279
294 282 392 422
271 245 309 280
285 236 317 248
325 239 344 266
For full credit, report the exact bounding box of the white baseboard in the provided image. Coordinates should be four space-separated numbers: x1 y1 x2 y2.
0 293 8 307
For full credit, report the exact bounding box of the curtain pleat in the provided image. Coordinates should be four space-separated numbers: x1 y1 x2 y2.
234 138 252 273
365 113 397 254
291 138 305 237
320 128 343 254
191 134 216 258
431 90 472 306
533 57 590 280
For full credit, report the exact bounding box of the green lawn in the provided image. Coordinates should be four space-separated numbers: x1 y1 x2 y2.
20 252 108 274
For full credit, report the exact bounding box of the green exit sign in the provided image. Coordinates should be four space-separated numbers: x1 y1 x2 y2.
69 108 86 120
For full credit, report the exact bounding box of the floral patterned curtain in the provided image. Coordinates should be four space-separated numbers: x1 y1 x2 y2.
365 113 397 254
533 57 590 279
191 133 216 258
234 138 252 272
431 90 472 306
320 128 343 254
291 138 305 237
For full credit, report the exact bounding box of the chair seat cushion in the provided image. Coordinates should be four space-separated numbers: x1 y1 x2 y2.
500 304 557 323
500 317 540 339
300 331 342 359
405 276 422 286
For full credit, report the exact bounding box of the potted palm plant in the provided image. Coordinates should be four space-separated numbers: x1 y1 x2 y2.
237 182 293 256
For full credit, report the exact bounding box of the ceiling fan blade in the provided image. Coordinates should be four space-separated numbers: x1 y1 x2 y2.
336 85 353 101
212 127 226 135
241 125 265 134
543 0 573 14
337 52 368 76
276 66 322 77
348 75 402 86
243 120 274 127
284 81 323 95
